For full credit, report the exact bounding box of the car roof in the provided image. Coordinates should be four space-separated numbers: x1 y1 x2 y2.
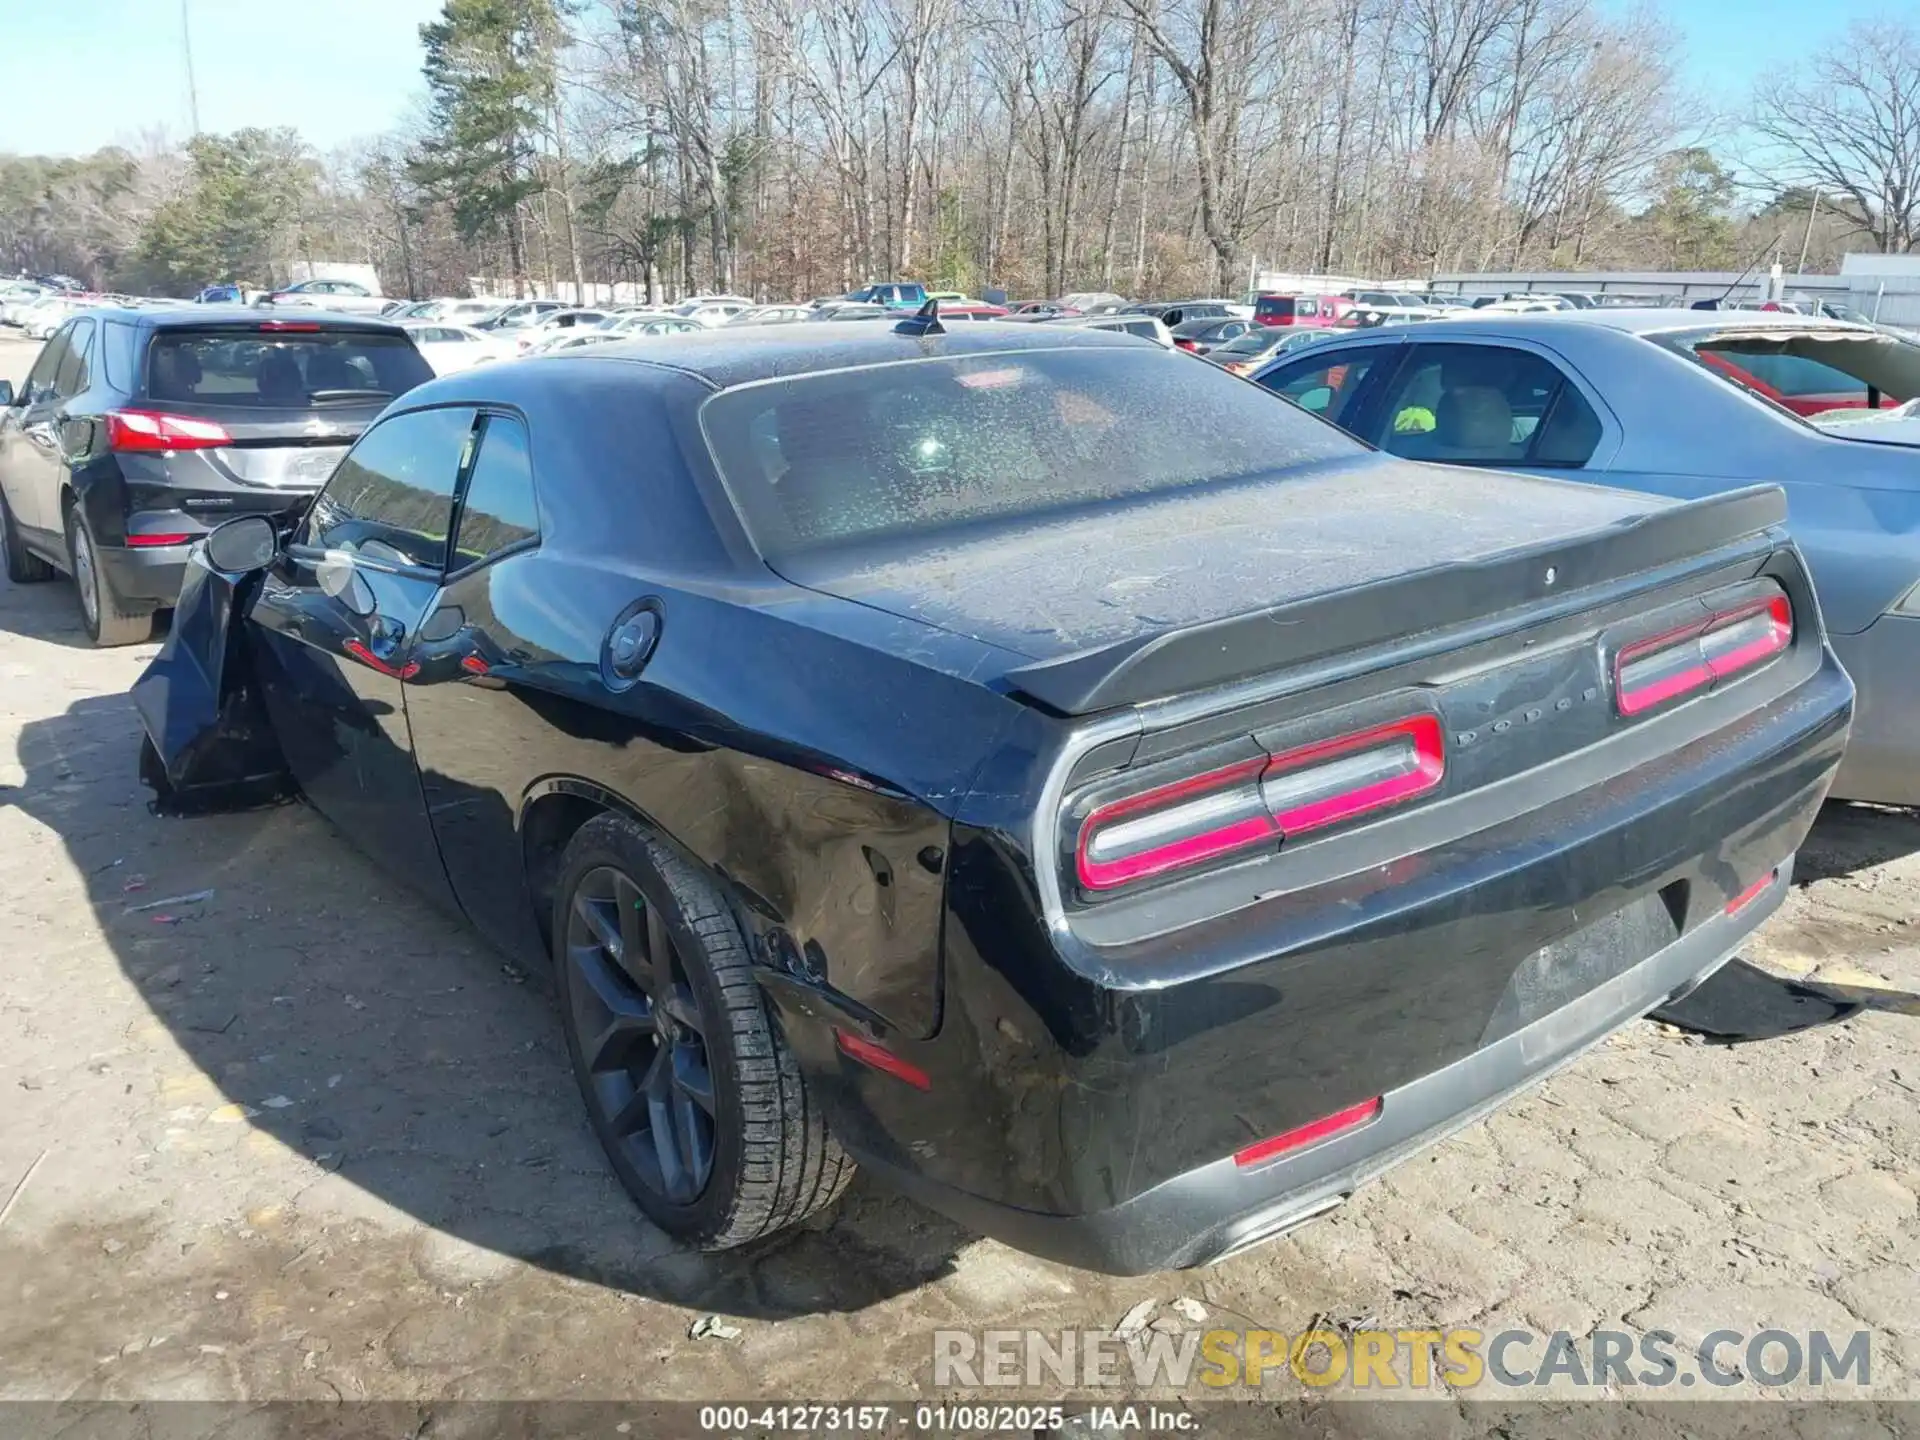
1407 307 1878 339
87 306 407 332
419 318 1146 396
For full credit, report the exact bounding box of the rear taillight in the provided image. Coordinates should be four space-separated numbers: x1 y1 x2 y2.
1174 338 1198 351
1074 714 1445 893
106 410 232 453
258 320 322 332
1614 593 1792 718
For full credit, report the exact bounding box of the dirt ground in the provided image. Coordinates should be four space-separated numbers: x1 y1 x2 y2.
3 334 1920 1428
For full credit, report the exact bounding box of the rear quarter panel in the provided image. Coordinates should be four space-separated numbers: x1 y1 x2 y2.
398 367 1028 1039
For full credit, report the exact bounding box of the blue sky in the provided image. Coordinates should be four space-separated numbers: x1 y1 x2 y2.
4 0 446 157
0 0 1892 159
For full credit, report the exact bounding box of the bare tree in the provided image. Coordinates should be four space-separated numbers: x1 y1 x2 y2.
1749 20 1920 254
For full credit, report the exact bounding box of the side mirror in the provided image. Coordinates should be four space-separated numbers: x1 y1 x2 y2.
204 514 278 573
0 380 14 408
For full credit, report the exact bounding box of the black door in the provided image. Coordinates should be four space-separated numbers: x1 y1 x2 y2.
402 411 552 960
0 321 86 547
249 404 479 910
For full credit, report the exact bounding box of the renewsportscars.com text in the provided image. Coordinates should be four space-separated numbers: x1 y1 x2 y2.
932 1327 1873 1391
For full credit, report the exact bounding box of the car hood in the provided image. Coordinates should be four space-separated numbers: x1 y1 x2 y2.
774 456 1677 667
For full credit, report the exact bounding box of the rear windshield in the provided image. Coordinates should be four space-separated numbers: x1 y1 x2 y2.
145 329 433 408
1255 296 1297 320
1218 330 1282 356
700 347 1361 556
1658 328 1920 422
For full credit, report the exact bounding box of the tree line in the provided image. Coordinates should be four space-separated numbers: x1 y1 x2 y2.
3 1 1917 302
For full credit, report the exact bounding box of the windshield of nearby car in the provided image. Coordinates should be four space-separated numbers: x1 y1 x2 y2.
145 329 434 407
1658 326 1920 429
700 346 1362 556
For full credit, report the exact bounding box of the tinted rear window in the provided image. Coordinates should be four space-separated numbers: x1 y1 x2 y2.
145 329 433 408
700 347 1361 556
1255 296 1297 320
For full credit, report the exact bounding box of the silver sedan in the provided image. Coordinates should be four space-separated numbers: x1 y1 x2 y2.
1251 309 1920 805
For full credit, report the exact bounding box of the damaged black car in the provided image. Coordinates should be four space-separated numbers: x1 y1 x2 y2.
133 316 1853 1273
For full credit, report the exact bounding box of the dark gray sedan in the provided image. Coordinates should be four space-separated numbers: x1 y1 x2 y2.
1253 309 1920 805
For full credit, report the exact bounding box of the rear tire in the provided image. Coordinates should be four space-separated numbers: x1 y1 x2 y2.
65 504 153 647
551 812 853 1250
1 488 54 583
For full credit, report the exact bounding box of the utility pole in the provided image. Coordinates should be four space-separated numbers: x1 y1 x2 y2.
181 0 201 135
1796 189 1822 276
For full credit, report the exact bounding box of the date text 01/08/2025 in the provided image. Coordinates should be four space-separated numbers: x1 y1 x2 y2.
695 1405 1198 1432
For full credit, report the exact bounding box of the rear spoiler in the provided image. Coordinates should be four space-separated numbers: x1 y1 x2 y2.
1003 485 1788 716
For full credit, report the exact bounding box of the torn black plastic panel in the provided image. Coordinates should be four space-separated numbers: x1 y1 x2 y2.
131 552 295 815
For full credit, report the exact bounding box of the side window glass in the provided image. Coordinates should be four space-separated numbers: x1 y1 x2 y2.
1532 383 1604 466
1258 350 1378 427
56 320 94 396
25 332 69 402
301 407 476 569
1377 344 1599 467
452 414 538 569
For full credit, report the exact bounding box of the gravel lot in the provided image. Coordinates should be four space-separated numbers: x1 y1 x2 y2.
3 333 1919 1424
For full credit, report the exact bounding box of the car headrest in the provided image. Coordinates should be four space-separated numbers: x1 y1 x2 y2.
1436 386 1513 451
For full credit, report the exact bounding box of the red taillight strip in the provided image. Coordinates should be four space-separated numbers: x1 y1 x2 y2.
1615 593 1792 718
1076 757 1275 892
1074 714 1447 894
126 533 192 547
1703 596 1793 679
1261 714 1446 836
106 410 232 453
834 1029 932 1090
1234 1096 1382 1168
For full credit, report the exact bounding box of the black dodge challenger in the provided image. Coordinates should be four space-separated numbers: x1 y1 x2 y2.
133 315 1853 1273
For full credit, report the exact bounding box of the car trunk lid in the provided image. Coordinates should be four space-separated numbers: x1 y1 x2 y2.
777 462 1784 712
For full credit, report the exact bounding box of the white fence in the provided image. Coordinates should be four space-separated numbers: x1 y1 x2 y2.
1429 266 1920 328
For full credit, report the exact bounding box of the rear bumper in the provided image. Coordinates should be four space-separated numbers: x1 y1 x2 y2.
860 868 1781 1273
1828 615 1920 805
95 542 190 610
815 646 1851 1273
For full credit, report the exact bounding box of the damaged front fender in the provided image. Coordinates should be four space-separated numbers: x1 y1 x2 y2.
131 546 296 815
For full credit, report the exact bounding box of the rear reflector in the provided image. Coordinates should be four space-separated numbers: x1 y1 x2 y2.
834 1029 931 1090
1615 593 1792 717
1234 1097 1382 1168
126 533 192 547
106 410 232 453
343 639 420 681
1726 869 1778 915
1075 714 1445 892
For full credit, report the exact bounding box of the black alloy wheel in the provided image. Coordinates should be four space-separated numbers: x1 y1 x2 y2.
564 864 717 1203
551 813 853 1250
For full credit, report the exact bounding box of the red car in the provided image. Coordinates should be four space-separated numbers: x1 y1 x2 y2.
1253 293 1354 328
1698 349 1878 417
938 303 1011 322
